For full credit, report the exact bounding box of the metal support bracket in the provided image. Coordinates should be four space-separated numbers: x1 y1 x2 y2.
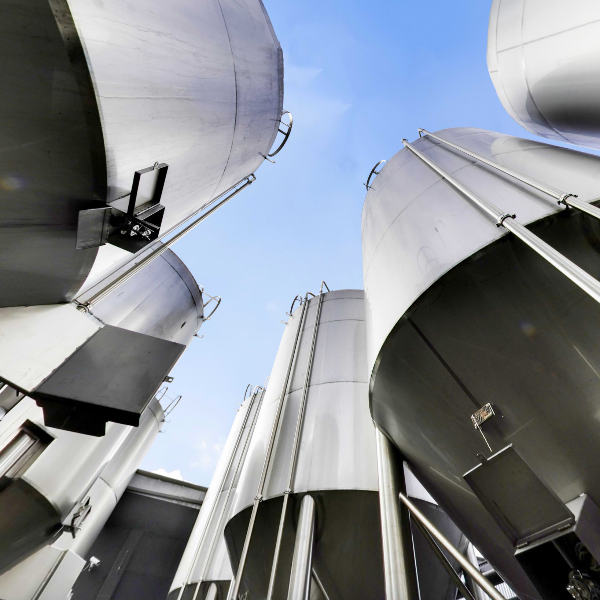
496 213 516 228
558 193 579 207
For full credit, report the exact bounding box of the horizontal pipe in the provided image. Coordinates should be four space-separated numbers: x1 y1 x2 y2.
77 175 255 308
399 493 506 600
402 139 600 306
419 128 600 222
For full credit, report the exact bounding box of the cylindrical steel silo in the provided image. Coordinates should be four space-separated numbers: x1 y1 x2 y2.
488 0 600 150
0 0 285 308
224 289 386 600
169 385 266 600
0 394 164 581
363 127 600 600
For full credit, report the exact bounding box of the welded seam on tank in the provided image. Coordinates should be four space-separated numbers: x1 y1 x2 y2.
210 0 239 202
515 6 570 144
496 18 600 53
285 380 369 395
363 160 485 279
407 318 481 411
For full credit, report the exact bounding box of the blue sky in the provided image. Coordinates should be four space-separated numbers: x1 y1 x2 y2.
140 0 546 485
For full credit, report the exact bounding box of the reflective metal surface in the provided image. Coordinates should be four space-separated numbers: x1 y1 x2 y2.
399 494 506 600
1 0 283 307
488 0 600 149
363 128 600 600
226 290 385 600
376 429 419 600
88 247 204 346
287 495 316 600
169 388 264 600
0 396 163 586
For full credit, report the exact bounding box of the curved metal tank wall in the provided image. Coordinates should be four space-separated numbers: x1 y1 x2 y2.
0 395 163 578
488 0 600 150
0 0 283 308
225 290 385 600
25 245 203 434
169 387 264 600
84 245 204 348
362 127 600 600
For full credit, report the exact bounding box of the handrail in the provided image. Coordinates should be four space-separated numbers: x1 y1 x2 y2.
402 138 600 306
287 294 304 317
364 160 387 190
229 294 310 600
266 282 328 600
268 110 293 157
176 387 262 600
192 387 266 600
202 293 222 321
74 174 256 310
418 128 600 222
399 492 507 600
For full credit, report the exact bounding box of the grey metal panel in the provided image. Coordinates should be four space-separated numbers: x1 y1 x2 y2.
32 325 184 431
488 0 600 149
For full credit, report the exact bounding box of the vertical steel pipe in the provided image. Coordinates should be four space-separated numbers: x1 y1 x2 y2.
267 284 327 600
205 583 218 600
376 429 419 600
287 495 316 600
229 299 309 600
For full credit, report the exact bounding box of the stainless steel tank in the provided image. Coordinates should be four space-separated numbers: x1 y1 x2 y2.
0 393 163 581
488 0 600 150
169 385 265 600
224 289 385 600
0 0 284 307
363 127 600 600
0 246 204 435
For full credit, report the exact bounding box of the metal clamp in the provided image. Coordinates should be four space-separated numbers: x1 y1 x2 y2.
558 193 579 207
268 110 293 157
364 160 387 190
496 213 516 228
